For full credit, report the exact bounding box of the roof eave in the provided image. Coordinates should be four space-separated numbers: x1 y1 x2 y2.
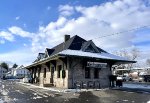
26 54 59 69
58 54 136 64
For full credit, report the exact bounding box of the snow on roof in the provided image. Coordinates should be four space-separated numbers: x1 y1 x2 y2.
16 65 24 69
58 49 129 61
131 68 144 70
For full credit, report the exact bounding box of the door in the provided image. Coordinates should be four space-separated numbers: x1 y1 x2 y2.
50 67 54 84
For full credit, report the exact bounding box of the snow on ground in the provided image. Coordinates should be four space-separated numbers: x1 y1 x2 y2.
123 83 150 89
0 99 4 103
147 100 150 103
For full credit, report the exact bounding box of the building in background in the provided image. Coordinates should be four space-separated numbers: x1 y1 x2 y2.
13 65 30 79
0 66 7 79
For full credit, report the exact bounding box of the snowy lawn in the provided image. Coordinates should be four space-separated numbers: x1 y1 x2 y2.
123 83 150 89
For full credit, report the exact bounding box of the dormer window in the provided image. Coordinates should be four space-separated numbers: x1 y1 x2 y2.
85 44 97 53
81 40 100 53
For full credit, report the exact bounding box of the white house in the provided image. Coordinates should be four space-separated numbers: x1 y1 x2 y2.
13 65 30 79
0 66 7 79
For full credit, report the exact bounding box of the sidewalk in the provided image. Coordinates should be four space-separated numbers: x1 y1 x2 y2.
18 82 69 93
123 82 150 89
18 82 108 93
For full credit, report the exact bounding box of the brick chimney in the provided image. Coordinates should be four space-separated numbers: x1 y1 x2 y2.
64 35 70 42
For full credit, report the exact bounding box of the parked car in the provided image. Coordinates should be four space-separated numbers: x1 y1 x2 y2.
122 75 132 82
116 76 123 87
138 76 144 82
143 75 150 82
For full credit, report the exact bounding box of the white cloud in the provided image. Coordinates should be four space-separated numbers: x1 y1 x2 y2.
15 16 20 20
8 26 34 38
23 23 27 27
59 5 74 16
11 0 150 57
47 6 51 10
23 43 27 47
0 40 5 44
1 0 150 66
0 48 36 66
0 31 14 42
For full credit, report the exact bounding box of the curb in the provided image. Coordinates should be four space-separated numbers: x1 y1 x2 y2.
18 82 108 93
18 82 63 93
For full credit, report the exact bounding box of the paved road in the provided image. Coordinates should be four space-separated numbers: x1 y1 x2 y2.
0 80 150 103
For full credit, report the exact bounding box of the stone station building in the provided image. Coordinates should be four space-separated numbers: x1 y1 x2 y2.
26 35 135 89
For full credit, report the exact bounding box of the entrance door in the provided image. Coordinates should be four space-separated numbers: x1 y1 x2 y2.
50 67 54 84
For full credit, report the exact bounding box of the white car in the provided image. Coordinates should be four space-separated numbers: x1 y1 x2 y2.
23 77 31 83
117 76 123 80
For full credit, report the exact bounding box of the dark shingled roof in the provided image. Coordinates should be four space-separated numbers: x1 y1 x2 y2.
33 53 45 62
38 53 45 59
47 35 107 57
45 48 54 56
49 35 86 56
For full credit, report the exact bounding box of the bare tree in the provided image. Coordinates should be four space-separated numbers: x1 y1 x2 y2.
12 63 18 68
0 62 9 70
113 47 140 69
146 59 150 66
128 48 140 69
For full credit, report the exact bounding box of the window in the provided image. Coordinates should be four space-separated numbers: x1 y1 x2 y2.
85 67 90 78
94 68 99 79
57 65 62 78
43 68 46 78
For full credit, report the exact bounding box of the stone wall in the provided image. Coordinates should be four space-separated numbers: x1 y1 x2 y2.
38 59 69 88
36 57 112 89
68 58 112 89
53 59 68 88
39 64 51 86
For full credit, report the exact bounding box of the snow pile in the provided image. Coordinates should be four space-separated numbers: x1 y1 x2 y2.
147 100 150 103
0 99 4 103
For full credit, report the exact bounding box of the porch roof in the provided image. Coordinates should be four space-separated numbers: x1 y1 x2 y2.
26 49 136 69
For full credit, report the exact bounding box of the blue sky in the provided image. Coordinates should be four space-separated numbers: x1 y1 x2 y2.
0 0 150 67
0 0 107 53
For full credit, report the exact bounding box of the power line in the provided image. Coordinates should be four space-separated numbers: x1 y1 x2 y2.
70 24 150 45
92 24 150 40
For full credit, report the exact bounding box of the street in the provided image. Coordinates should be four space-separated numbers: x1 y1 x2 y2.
0 80 150 103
